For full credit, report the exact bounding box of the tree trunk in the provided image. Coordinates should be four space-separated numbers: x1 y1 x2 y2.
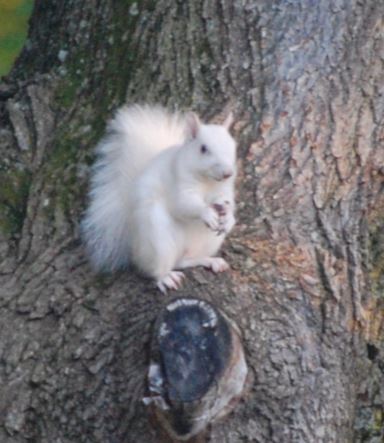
0 1 383 442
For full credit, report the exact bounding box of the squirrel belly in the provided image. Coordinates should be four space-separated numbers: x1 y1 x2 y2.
82 104 237 292
128 151 228 281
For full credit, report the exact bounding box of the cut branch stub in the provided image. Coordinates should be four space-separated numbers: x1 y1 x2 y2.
144 298 248 442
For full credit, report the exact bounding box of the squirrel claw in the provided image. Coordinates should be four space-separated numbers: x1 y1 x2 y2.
157 271 185 293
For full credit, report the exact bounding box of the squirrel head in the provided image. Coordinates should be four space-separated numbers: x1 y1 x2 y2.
183 112 237 182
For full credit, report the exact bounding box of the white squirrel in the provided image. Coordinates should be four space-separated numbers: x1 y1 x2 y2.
82 104 237 292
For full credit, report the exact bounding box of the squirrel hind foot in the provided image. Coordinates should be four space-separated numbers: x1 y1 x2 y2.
177 257 230 273
157 271 185 293
203 257 230 273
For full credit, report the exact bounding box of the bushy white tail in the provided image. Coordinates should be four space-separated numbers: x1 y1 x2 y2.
81 105 186 271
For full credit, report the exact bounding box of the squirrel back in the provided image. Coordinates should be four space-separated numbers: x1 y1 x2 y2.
82 105 187 271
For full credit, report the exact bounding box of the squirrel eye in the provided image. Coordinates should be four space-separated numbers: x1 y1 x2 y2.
200 144 208 154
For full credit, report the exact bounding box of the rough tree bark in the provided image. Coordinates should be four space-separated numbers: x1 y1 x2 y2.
0 1 383 442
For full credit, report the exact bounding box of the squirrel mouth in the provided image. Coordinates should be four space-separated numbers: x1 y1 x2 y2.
215 174 232 182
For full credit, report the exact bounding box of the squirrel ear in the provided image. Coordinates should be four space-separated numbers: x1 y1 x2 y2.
223 112 234 131
185 112 201 139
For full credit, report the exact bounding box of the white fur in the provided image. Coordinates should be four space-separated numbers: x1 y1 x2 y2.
82 104 237 291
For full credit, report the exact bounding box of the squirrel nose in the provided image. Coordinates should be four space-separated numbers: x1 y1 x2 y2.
222 171 233 180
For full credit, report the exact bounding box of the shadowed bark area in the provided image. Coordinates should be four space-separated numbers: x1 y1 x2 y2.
0 1 383 442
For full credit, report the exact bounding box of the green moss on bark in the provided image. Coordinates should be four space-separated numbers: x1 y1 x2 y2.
47 3 142 218
369 217 384 297
0 168 31 236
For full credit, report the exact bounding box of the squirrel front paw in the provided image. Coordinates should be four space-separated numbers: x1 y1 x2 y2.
221 211 235 233
202 206 221 232
212 201 235 234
